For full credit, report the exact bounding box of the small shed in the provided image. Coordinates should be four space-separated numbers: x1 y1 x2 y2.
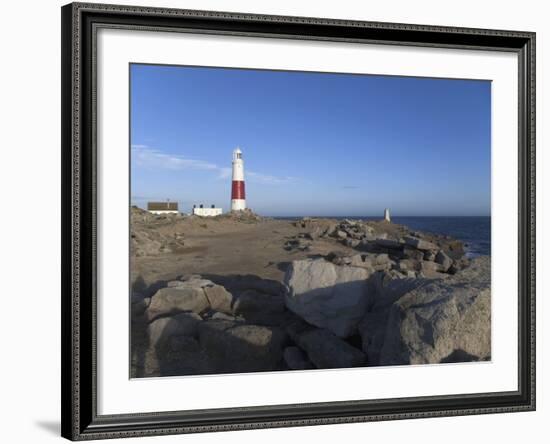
147 201 179 214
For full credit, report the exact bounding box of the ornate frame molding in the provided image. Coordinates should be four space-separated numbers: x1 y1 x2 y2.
61 2 535 440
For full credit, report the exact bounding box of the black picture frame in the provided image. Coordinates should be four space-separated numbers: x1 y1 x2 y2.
61 2 536 440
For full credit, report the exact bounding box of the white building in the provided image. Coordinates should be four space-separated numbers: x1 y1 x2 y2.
147 201 179 215
192 204 222 217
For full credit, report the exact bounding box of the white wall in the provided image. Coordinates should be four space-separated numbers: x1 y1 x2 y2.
193 208 223 216
0 0 546 443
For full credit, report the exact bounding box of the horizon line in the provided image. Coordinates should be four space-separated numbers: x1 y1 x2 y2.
269 215 491 218
130 201 489 218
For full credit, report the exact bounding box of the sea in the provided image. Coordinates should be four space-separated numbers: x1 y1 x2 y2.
276 216 491 258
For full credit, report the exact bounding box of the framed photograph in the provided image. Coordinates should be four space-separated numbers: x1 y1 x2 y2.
61 2 536 440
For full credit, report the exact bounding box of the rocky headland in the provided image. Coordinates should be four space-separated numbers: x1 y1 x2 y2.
130 207 490 377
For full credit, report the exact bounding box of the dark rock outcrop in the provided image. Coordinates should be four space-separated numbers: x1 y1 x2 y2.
435 250 453 272
148 312 202 353
198 320 288 373
283 346 315 370
233 289 286 325
295 328 367 368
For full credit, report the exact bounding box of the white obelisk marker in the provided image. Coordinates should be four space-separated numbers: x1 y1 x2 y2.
231 147 246 211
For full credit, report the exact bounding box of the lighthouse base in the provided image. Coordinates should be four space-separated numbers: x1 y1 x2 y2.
231 199 246 211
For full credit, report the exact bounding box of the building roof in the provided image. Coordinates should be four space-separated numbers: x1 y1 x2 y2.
147 202 178 211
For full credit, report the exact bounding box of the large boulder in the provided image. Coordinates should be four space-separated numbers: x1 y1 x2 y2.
379 256 491 365
146 287 209 322
396 259 419 273
358 311 389 365
197 320 288 373
208 274 284 297
424 250 436 261
368 273 430 311
403 236 438 251
344 238 361 248
294 218 337 239
232 289 286 324
148 312 202 353
143 335 207 377
284 258 372 337
210 311 241 322
374 238 403 249
146 277 230 322
402 247 425 261
203 285 234 314
336 230 347 239
131 292 150 317
358 274 430 365
283 346 314 370
197 274 290 326
295 328 367 368
141 312 208 377
418 260 447 278
435 250 453 272
443 240 466 260
329 253 389 272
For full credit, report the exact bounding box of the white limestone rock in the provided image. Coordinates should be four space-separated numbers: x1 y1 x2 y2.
284 258 371 337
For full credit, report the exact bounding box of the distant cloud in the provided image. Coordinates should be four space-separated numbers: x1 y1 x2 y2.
247 171 297 185
131 144 296 185
132 144 223 176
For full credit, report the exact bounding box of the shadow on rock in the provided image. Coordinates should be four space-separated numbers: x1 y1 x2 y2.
152 316 290 376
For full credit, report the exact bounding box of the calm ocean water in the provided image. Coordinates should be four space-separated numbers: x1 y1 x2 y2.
277 216 491 257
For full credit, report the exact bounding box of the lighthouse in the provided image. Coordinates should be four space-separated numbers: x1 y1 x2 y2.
231 147 246 211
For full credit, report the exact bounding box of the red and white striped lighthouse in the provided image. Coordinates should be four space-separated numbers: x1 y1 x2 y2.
231 147 246 211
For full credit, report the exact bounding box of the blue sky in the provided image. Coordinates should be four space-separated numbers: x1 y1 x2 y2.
131 64 491 217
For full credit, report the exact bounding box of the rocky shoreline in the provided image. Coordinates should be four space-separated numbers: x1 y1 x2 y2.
131 208 490 377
